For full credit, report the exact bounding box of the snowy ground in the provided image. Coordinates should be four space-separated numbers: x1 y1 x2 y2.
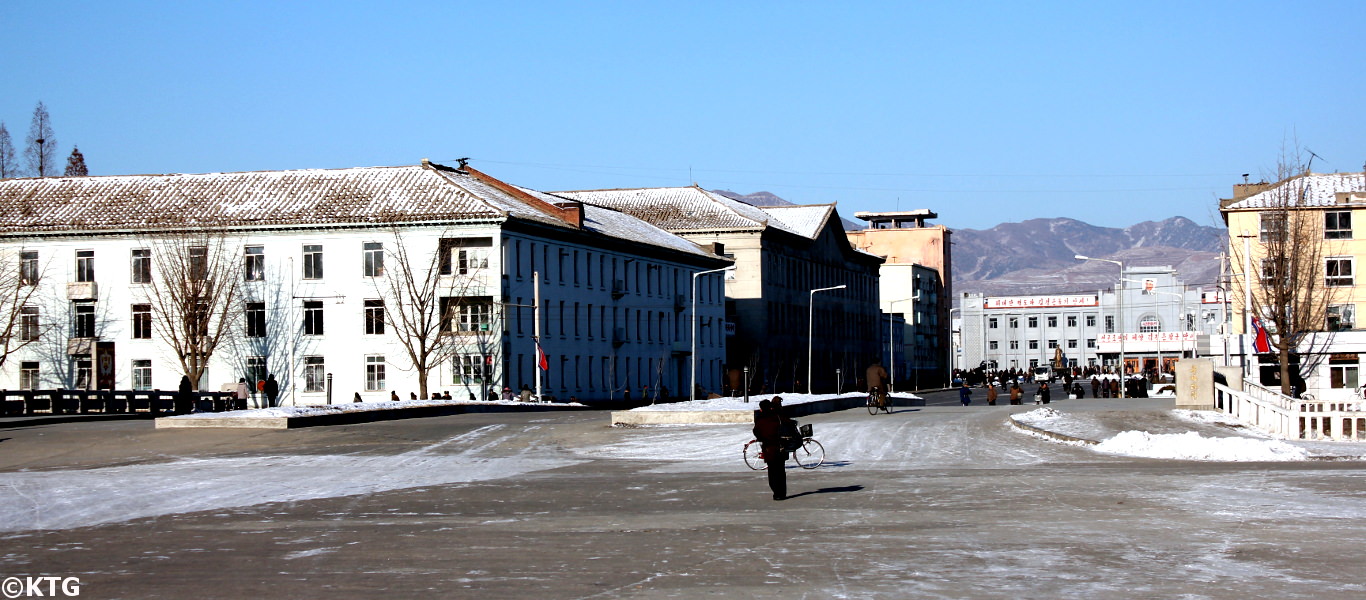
163 397 584 420
626 391 917 412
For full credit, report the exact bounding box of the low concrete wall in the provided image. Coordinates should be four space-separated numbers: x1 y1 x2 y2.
156 402 590 429
611 395 924 426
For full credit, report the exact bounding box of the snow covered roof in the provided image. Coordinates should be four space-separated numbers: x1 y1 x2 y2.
759 204 834 239
515 186 718 258
1222 172 1366 210
552 186 806 237
0 164 506 234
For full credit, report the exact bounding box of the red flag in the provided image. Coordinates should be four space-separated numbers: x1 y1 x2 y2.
1251 317 1271 353
536 341 549 371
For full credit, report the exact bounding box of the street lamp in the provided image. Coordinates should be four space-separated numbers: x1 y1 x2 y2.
691 265 736 402
888 295 918 394
1076 255 1125 398
808 285 846 395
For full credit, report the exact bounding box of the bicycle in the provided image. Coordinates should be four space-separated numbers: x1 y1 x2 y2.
743 424 825 470
867 387 891 415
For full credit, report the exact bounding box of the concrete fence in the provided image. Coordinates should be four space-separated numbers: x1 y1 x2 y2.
1214 381 1366 441
1 389 239 416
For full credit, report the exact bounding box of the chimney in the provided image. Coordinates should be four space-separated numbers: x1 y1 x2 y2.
555 201 584 228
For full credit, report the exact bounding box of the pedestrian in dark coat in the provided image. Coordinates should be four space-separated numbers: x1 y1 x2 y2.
175 375 194 414
264 374 280 408
986 384 998 406
1039 382 1052 404
1090 376 1100 398
753 398 789 500
958 381 972 406
1009 383 1023 405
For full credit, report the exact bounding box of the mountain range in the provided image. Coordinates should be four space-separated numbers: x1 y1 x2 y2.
717 189 1226 300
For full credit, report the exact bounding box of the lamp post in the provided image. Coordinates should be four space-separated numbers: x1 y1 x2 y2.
1076 255 1125 397
691 265 736 402
808 285 846 395
947 305 961 384
887 296 917 393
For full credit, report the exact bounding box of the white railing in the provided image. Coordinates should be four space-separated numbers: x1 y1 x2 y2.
1214 380 1366 441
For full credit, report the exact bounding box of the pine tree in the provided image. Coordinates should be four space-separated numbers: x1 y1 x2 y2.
0 122 15 178
64 146 88 176
23 101 57 177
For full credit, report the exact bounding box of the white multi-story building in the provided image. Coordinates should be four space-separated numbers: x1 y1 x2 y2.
0 161 731 405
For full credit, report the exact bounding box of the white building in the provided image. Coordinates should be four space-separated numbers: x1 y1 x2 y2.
0 161 731 405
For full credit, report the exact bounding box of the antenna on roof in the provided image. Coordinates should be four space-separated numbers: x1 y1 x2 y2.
1306 148 1321 173
455 157 470 174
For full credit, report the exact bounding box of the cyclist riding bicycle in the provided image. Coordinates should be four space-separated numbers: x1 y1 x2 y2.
866 360 889 406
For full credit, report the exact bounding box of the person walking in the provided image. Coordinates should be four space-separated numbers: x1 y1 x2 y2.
175 375 194 414
1009 382 1023 405
234 378 250 410
1091 376 1100 398
986 383 998 406
958 381 972 406
753 398 789 501
264 373 280 408
1039 382 1052 404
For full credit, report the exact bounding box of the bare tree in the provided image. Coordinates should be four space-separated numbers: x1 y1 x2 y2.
223 262 311 407
23 102 57 178
374 230 499 400
1229 147 1340 395
139 231 243 389
0 248 50 369
30 285 119 389
0 122 16 178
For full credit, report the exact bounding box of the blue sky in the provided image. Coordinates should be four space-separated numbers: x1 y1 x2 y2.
2 1 1362 231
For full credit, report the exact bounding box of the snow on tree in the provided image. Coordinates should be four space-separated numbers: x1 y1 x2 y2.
63 146 88 176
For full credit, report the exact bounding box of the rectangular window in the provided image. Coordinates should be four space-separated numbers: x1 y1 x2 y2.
20 361 40 390
1047 339 1059 349
988 317 998 329
20 306 39 341
1328 304 1356 332
454 354 491 386
1047 316 1058 327
366 355 385 391
20 251 38 285
303 300 324 335
188 246 208 281
1326 210 1352 240
244 246 265 281
364 299 385 334
1068 315 1078 327
1087 338 1097 349
458 301 492 333
363 242 384 277
303 245 323 280
246 302 266 338
1261 257 1289 285
1086 315 1096 327
304 356 325 392
73 301 95 338
131 304 152 339
1260 212 1286 243
1105 315 1115 333
1067 339 1078 349
245 356 267 392
132 359 152 390
1027 316 1039 328
988 341 998 350
75 250 95 282
74 357 92 390
458 248 489 275
1028 340 1039 350
1326 257 1354 287
1330 356 1359 389
1009 317 1019 329
130 248 151 284
1009 340 1019 350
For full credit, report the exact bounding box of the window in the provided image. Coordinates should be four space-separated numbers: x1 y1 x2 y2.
1260 212 1286 242
131 249 151 284
988 341 999 350
1067 315 1077 327
1009 317 1019 329
20 251 38 285
442 300 492 333
364 300 385 335
1261 257 1289 285
1047 316 1058 327
188 246 208 281
1086 315 1096 327
73 357 92 390
132 359 152 390
988 317 998 329
1326 257 1354 287
303 301 324 335
303 245 323 280
75 250 95 282
1047 340 1059 349
304 356 325 392
366 355 385 391
1027 316 1038 328
440 238 491 275
1328 304 1356 332
20 306 39 341
458 248 488 274
1009 341 1019 350
132 304 152 339
246 356 267 391
363 242 384 277
1105 316 1115 333
1326 211 1352 240
1067 339 1078 349
1028 340 1039 350
1330 355 1359 389
1087 338 1096 349
1140 316 1160 333
73 301 95 338
246 302 266 338
244 246 264 281
20 361 39 390
454 354 490 386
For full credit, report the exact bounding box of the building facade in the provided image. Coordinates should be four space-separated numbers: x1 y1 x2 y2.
0 162 731 404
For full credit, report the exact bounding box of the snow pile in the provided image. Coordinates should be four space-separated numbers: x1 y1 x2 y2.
1094 430 1311 461
1171 409 1250 429
1014 407 1065 424
165 398 583 420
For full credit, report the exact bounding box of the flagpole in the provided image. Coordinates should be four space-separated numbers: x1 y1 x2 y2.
533 271 542 401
